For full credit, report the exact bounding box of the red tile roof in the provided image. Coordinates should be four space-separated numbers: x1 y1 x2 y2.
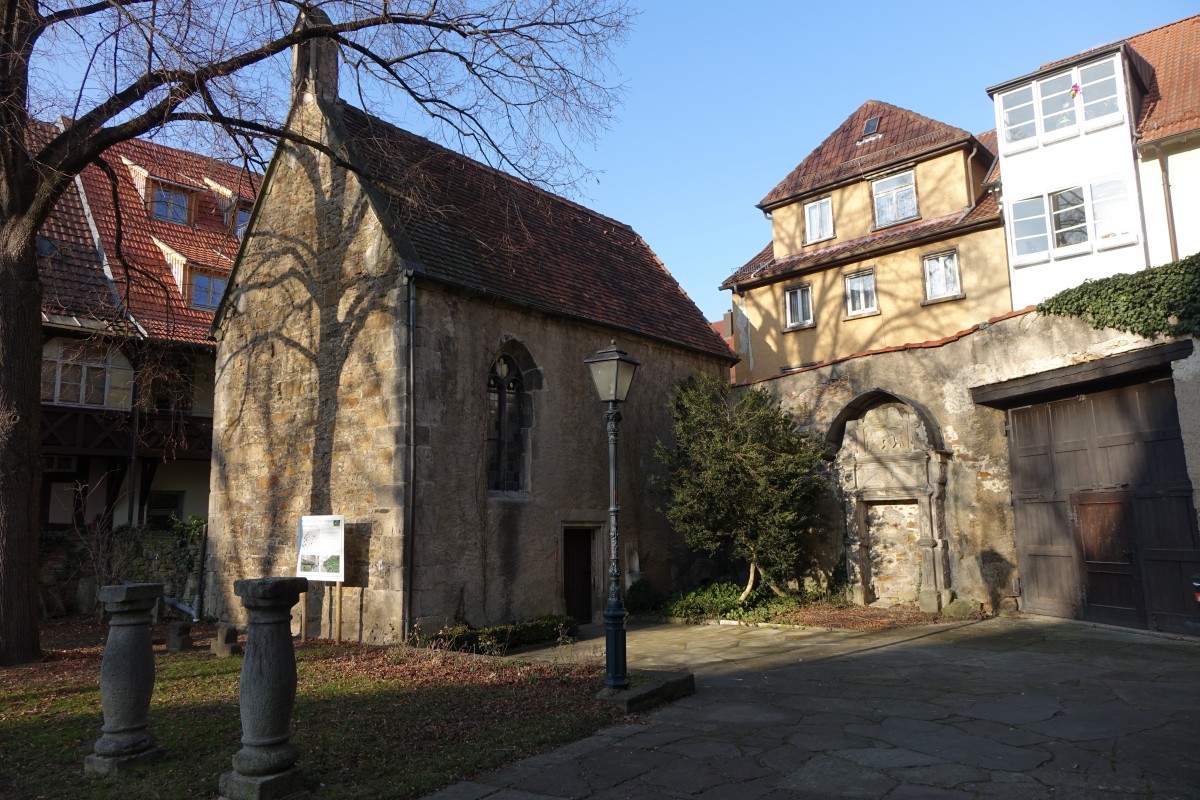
337 105 734 361
1128 15 1200 144
758 100 974 209
72 137 258 344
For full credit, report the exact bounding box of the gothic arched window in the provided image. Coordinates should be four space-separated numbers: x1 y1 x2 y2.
487 355 525 491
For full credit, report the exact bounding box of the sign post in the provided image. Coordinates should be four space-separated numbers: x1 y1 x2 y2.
296 515 346 640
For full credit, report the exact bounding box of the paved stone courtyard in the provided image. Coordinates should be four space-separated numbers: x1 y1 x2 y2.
426 616 1200 799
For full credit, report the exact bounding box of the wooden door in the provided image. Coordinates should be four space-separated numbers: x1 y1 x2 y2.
1072 491 1143 627
563 528 594 623
1008 379 1200 632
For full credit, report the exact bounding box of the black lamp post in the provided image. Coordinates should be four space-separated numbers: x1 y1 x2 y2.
584 341 640 690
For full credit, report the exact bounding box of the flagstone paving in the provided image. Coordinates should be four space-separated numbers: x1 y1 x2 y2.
424 616 1200 799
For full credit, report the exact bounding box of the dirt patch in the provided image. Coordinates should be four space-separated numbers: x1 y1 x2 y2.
766 602 947 631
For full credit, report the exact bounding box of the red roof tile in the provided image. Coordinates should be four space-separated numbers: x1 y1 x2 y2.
758 100 973 209
337 105 734 361
73 137 258 344
1128 15 1200 144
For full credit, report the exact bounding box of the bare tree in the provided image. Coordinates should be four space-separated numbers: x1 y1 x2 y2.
0 0 631 665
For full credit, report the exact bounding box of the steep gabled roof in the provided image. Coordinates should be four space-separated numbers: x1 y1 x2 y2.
72 136 257 345
1128 15 1200 145
337 104 734 361
758 100 973 210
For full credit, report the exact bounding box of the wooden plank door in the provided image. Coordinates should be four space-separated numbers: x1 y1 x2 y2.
1072 491 1144 627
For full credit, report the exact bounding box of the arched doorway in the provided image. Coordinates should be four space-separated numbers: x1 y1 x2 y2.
828 390 952 612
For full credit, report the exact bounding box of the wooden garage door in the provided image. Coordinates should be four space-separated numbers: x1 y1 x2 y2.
1009 379 1200 632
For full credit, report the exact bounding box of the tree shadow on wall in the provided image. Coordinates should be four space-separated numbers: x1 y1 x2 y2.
213 135 395 586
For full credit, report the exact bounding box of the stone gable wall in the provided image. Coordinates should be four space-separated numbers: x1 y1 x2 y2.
208 96 407 634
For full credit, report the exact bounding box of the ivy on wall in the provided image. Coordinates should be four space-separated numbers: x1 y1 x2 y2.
1036 252 1200 338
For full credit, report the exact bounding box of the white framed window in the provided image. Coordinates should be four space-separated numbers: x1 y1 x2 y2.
872 171 917 228
151 183 191 224
232 203 252 237
923 252 961 301
1008 178 1135 265
999 56 1123 149
40 341 131 409
784 284 813 328
844 270 877 316
191 271 227 310
804 197 833 244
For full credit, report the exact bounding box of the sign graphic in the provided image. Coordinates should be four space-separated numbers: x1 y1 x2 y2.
297 515 345 582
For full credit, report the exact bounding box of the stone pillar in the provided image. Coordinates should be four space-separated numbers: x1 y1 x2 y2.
219 577 308 800
85 583 165 775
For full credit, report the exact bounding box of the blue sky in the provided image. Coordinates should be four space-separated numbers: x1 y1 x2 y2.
579 2 1199 322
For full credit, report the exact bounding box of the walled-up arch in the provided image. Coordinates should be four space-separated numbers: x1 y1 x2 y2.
828 389 953 612
486 338 543 493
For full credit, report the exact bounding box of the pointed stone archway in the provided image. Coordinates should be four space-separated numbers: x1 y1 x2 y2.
827 390 952 612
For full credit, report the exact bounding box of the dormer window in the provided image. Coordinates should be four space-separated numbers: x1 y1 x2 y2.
191 270 227 310
872 171 917 228
151 183 191 225
234 204 252 237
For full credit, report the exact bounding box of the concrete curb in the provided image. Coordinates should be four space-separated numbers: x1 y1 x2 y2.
595 669 695 713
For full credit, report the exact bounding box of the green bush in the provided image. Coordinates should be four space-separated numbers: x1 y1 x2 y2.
420 615 579 655
664 582 746 622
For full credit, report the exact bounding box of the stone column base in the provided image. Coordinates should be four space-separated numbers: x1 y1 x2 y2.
84 746 165 775
219 767 305 800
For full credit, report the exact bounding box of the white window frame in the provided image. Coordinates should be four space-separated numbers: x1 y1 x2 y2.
872 171 917 228
923 251 961 302
41 342 127 409
191 271 227 310
783 284 814 329
804 197 833 244
1008 178 1136 266
151 183 191 225
998 55 1123 152
844 270 877 317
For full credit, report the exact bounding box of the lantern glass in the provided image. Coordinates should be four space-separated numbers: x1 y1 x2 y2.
585 343 640 403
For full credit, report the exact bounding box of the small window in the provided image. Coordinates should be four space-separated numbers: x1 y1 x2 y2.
784 284 813 328
1091 179 1133 244
1001 86 1037 144
923 252 961 301
1050 187 1087 248
41 341 129 409
1012 197 1049 257
1080 60 1119 121
191 272 227 310
487 355 525 492
234 204 252 237
844 270 877 316
151 184 191 225
43 455 78 473
146 491 185 529
863 116 880 136
1038 73 1077 134
804 197 833 244
872 171 917 228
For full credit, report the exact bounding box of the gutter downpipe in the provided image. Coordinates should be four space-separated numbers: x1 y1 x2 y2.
1153 144 1179 262
964 144 979 211
402 270 416 639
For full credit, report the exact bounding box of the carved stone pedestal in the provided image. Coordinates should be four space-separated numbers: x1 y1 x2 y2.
219 577 308 800
85 583 165 775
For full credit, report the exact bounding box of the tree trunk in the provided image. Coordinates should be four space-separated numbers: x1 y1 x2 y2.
0 234 43 665
738 561 757 604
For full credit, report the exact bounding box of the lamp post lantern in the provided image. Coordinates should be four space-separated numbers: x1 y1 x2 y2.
584 341 639 690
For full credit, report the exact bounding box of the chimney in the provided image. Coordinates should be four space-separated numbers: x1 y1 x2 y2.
291 6 339 105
